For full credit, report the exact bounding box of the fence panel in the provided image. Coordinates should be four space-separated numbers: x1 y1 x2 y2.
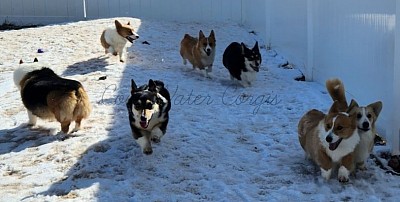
242 0 398 153
312 0 396 137
83 0 242 22
0 0 83 25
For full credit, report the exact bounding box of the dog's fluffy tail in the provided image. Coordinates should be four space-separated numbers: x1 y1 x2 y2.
13 59 44 90
73 86 92 120
326 78 348 111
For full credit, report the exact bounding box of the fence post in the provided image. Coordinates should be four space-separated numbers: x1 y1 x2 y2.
392 1 400 156
82 0 87 19
306 0 314 81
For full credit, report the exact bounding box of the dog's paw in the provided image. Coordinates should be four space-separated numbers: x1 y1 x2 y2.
338 166 350 183
338 176 349 183
151 136 161 143
357 162 367 171
143 147 153 155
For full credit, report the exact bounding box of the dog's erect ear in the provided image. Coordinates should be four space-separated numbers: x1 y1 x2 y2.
253 41 259 51
241 42 246 54
209 30 215 38
347 99 359 114
148 79 157 92
33 58 38 62
328 101 341 114
115 20 122 29
199 30 205 39
131 79 138 95
19 59 24 64
368 101 383 117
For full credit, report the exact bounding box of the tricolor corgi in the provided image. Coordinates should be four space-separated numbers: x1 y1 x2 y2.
298 101 359 182
13 59 91 134
126 79 171 155
222 42 261 87
180 30 216 78
100 20 139 62
326 78 383 170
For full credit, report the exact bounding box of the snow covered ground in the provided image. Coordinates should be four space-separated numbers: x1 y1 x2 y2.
0 18 398 201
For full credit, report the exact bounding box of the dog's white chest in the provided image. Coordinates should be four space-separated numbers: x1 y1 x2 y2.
105 28 128 48
354 131 375 162
241 71 257 83
200 54 215 67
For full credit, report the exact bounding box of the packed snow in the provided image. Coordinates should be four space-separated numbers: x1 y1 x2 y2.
0 18 398 201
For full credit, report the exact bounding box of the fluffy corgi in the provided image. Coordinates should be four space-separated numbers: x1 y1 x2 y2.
126 79 171 155
348 100 382 170
100 20 139 62
326 78 383 170
180 30 216 77
298 101 359 182
223 42 261 87
13 59 91 134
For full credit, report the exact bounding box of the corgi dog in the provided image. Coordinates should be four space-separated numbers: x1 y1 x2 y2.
100 20 139 62
13 58 91 134
126 79 171 155
298 101 359 182
223 41 261 87
180 30 216 77
326 78 383 170
348 100 382 170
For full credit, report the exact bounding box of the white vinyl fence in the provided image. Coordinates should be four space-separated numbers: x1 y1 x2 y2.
0 0 84 25
242 0 399 155
0 0 243 25
1 0 399 155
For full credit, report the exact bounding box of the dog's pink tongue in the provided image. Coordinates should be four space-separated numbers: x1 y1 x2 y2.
140 121 148 128
329 138 343 151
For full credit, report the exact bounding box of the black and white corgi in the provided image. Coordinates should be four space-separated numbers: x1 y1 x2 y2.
126 79 171 155
222 41 261 87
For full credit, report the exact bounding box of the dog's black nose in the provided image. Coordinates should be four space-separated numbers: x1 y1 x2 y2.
362 122 369 129
140 116 146 121
136 35 139 39
326 135 333 143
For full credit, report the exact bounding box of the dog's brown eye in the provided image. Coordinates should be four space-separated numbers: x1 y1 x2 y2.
337 126 343 130
367 114 372 118
357 114 362 119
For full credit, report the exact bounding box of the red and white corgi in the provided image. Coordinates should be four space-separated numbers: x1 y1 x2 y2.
298 101 359 182
326 78 383 170
348 99 382 170
100 20 139 62
180 30 216 78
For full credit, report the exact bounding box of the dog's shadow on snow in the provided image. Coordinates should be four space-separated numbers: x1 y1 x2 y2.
0 124 61 155
36 134 138 198
62 56 109 76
